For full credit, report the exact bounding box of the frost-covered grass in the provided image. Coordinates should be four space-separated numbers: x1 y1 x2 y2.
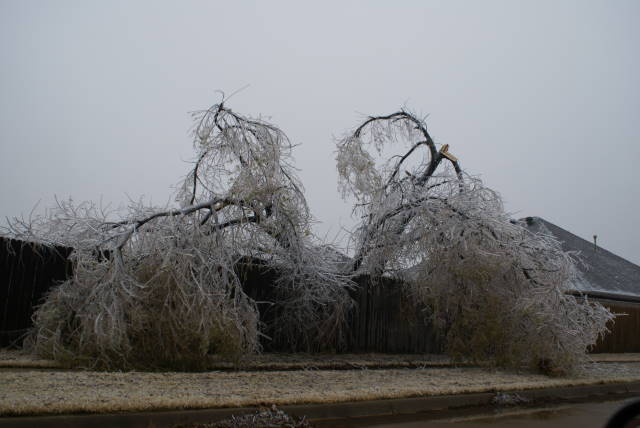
1 362 639 416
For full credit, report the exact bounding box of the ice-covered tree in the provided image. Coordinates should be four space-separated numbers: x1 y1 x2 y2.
6 101 353 369
337 109 613 373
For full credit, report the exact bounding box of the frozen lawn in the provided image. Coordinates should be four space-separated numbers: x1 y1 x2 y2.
1 361 640 416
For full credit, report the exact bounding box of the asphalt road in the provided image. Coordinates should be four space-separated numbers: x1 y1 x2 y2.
314 399 640 428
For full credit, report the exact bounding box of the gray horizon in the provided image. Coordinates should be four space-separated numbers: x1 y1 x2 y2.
1 0 638 264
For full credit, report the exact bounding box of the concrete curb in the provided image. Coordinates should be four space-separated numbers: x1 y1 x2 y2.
1 381 639 428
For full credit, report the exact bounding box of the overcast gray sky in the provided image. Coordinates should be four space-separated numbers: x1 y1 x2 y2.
1 0 639 264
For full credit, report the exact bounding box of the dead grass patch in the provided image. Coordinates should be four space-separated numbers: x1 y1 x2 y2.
589 353 640 363
2 348 638 370
0 349 452 370
0 349 60 369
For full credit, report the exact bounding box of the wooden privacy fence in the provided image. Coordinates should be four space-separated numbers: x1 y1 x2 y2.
591 299 640 353
0 237 72 347
345 275 443 353
1 237 637 353
238 261 444 353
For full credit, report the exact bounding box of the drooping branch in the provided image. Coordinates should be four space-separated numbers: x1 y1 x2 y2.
108 197 262 250
353 111 439 162
337 109 463 273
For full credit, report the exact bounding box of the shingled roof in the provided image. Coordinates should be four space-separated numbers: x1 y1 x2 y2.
522 216 640 303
